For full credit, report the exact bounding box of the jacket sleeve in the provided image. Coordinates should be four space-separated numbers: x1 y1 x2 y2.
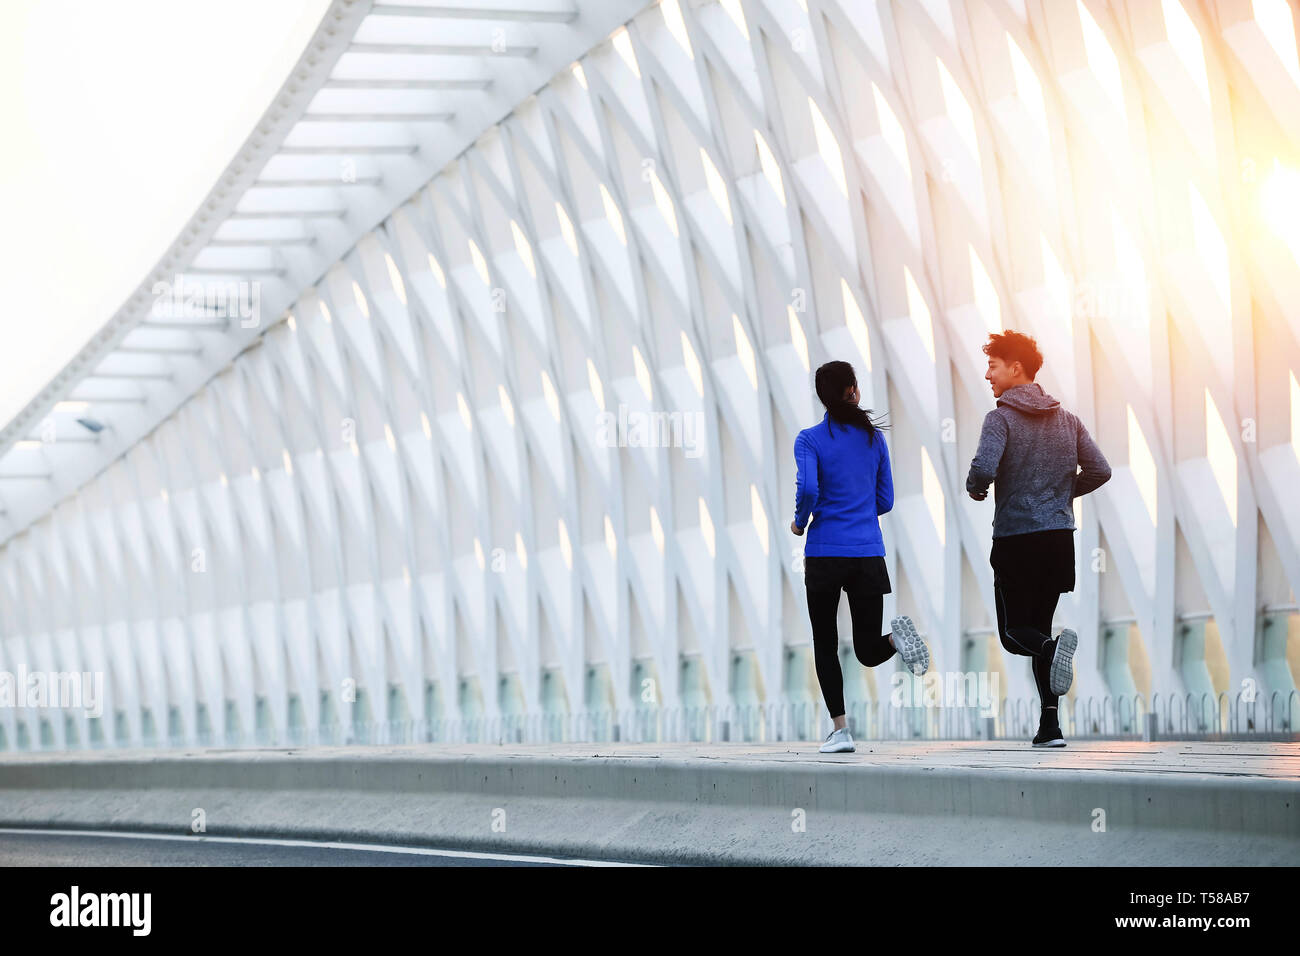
875 431 894 515
1071 413 1112 498
965 410 1008 495
793 431 818 531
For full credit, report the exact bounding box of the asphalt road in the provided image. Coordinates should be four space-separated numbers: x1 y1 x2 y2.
0 829 630 866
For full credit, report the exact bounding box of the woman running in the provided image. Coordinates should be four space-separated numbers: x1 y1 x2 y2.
792 360 930 753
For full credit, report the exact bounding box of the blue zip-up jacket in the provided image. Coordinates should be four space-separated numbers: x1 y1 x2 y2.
793 411 893 556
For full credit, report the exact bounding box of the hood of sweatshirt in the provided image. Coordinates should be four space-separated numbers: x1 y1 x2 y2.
995 382 1060 416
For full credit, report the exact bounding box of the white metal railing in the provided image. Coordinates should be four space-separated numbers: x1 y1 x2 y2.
6 690 1293 753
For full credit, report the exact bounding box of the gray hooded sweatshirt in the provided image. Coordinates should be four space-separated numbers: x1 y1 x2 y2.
965 382 1112 538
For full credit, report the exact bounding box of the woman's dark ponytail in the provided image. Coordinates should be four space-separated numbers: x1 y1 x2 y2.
814 360 889 439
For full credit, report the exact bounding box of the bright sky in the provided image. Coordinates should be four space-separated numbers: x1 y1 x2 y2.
0 0 332 430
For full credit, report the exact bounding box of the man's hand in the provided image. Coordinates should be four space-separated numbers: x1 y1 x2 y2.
790 519 804 536
969 489 987 501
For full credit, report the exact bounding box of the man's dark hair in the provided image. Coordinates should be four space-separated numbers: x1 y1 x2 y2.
981 330 1043 380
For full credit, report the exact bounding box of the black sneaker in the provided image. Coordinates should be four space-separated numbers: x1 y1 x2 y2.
1032 720 1066 748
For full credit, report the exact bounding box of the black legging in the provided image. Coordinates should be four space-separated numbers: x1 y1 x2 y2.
994 582 1060 710
806 574 895 720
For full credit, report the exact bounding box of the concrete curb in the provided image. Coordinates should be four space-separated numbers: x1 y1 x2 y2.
1 748 1296 865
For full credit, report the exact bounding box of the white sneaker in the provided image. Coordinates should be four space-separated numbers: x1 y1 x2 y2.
1049 628 1077 696
819 727 855 753
890 615 931 676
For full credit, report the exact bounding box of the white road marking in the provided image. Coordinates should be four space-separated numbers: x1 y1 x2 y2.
0 827 651 866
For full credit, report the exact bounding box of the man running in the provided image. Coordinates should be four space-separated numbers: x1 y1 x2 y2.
965 331 1111 747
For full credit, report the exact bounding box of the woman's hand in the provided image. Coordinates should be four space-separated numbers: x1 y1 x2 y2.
969 489 987 501
790 520 804 536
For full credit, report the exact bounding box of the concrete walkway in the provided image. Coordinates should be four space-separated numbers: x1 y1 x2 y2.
1 741 1296 865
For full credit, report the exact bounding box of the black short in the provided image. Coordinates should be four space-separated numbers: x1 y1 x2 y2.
802 555 891 594
990 528 1075 593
